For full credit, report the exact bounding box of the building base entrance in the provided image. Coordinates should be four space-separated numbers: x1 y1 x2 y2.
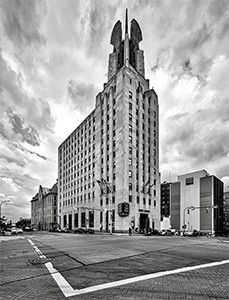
139 213 149 234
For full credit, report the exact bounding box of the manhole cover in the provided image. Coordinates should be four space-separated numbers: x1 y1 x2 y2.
28 257 53 265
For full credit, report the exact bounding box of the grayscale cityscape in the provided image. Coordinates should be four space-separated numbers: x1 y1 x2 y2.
0 1 229 299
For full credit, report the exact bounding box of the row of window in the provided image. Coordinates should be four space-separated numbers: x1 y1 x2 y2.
60 114 96 153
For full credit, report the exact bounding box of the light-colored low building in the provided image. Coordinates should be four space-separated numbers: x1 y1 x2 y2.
172 170 224 234
160 170 224 235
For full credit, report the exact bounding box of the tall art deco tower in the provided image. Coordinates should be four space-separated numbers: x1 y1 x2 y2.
58 10 160 233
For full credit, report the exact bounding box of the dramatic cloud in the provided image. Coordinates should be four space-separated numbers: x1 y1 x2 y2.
0 0 228 222
8 111 40 146
68 80 98 114
0 0 45 47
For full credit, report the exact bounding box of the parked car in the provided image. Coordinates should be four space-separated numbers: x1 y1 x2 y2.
184 229 199 237
85 228 95 234
150 229 160 236
24 226 33 231
74 228 85 234
11 227 23 234
160 229 173 236
74 228 95 234
61 227 71 233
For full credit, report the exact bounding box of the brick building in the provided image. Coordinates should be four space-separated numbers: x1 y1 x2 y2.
31 182 58 230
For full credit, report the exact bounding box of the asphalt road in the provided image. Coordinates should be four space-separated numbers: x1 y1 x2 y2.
1 232 229 299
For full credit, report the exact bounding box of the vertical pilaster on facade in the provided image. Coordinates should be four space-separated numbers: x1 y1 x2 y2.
108 53 118 81
136 49 145 77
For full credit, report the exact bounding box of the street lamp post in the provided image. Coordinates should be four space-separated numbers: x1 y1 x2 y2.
182 205 195 236
0 200 11 227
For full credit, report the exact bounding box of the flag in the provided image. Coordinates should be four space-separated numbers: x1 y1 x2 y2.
96 179 111 195
141 179 150 193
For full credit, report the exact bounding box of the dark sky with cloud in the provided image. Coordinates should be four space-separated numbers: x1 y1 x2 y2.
0 0 228 222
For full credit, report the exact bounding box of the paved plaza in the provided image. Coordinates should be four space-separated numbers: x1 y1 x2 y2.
0 232 229 299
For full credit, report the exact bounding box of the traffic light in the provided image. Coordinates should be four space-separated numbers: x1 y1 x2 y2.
187 209 190 214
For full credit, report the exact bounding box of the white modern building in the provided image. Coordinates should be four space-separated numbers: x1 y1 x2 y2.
169 170 224 235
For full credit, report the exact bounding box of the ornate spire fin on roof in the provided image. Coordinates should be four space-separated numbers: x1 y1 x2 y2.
125 8 128 35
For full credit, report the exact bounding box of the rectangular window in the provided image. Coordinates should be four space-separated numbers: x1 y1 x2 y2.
129 170 132 178
129 183 132 191
81 212 85 227
129 195 132 202
129 158 132 165
74 213 78 228
129 91 132 99
89 211 94 227
100 211 103 223
186 177 194 185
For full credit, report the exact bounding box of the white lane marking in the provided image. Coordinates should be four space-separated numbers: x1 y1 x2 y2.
45 262 74 297
28 238 46 259
27 239 229 298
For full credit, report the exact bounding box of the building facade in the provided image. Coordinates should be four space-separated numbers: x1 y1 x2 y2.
31 183 58 230
58 12 160 233
161 182 170 218
223 191 229 235
170 182 180 231
171 170 224 235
